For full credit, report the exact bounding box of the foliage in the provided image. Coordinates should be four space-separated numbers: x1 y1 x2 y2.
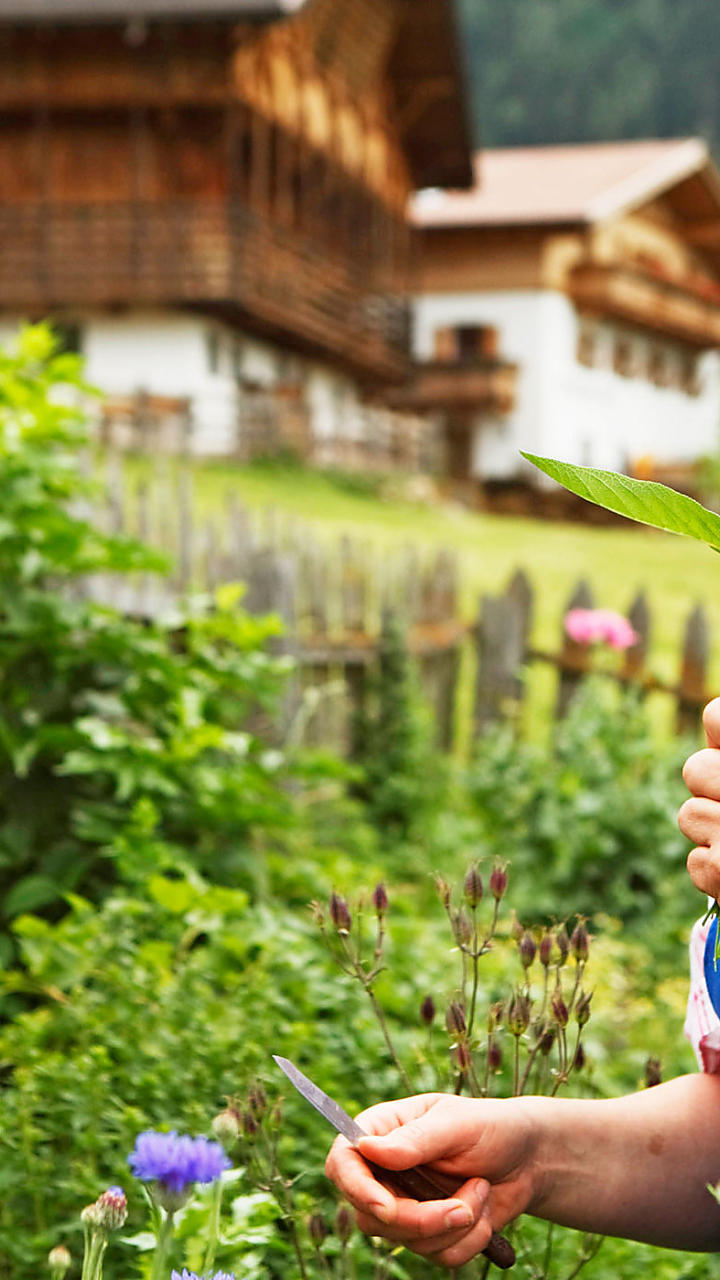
460 0 720 151
354 612 446 841
464 681 694 931
523 452 720 551
0 325 292 974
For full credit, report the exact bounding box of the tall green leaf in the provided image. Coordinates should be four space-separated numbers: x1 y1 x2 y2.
521 452 720 551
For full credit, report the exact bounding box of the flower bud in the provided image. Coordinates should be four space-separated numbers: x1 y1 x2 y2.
308 1213 327 1246
555 924 570 965
573 1042 586 1071
420 995 436 1026
551 989 569 1028
336 1205 353 1244
506 990 531 1036
241 1111 258 1138
95 1187 127 1232
212 1108 241 1147
445 1001 466 1035
48 1246 71 1279
329 892 351 934
518 930 536 970
372 883 388 916
570 920 589 962
575 990 592 1027
509 911 523 941
487 1039 502 1072
464 865 483 908
645 1057 662 1088
489 863 508 901
80 1204 102 1229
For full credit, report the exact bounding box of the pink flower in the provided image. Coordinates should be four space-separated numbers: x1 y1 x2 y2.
564 608 638 651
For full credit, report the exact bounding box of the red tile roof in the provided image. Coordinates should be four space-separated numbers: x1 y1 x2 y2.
412 138 714 227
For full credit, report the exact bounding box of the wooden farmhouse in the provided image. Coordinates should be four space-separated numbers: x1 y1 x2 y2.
411 139 720 502
0 0 475 469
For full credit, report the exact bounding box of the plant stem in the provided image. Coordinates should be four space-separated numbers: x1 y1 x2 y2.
541 1220 555 1278
365 982 413 1092
202 1177 223 1274
151 1210 175 1280
512 1034 521 1096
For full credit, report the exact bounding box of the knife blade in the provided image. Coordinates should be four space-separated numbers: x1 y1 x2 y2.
273 1054 515 1270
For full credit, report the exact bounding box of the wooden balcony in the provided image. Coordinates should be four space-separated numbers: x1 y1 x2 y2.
0 200 409 380
382 358 517 413
567 261 720 349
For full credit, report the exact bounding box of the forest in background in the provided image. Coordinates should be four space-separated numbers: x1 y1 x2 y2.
460 0 720 152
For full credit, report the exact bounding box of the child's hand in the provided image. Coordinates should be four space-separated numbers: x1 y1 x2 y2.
679 696 720 898
325 1093 535 1268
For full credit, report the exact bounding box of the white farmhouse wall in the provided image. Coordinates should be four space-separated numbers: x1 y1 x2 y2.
413 290 720 481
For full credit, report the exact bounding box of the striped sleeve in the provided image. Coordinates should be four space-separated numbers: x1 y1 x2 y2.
685 915 720 1073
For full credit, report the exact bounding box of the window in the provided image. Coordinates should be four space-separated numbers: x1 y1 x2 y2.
613 335 640 379
680 353 703 397
648 345 673 388
205 329 220 375
576 319 599 368
432 324 498 363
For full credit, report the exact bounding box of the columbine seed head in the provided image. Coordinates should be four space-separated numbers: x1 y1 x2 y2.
454 1041 472 1072
128 1131 230 1212
555 924 570 966
518 930 536 970
435 875 451 908
212 1108 241 1147
573 1043 586 1071
539 932 554 968
454 908 473 946
248 1083 267 1118
506 990 531 1036
308 1213 328 1246
489 863 508 901
570 919 589 962
464 865 483 908
551 989 569 1028
575 990 592 1027
373 883 388 916
487 1039 502 1071
645 1057 662 1088
336 1205 353 1244
48 1246 71 1279
445 1001 467 1035
329 892 351 934
420 994 436 1026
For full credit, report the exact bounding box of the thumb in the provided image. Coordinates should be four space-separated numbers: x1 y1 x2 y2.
704 698 720 750
357 1108 460 1172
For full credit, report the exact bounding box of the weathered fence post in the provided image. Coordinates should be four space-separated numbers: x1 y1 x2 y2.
622 589 651 682
677 604 710 735
474 569 533 730
555 579 594 717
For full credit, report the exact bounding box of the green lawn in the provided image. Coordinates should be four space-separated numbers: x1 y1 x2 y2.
117 456 720 737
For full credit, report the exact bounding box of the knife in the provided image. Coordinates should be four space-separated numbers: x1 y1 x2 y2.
273 1054 515 1270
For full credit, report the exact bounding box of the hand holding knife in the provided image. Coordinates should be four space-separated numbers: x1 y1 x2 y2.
273 1055 515 1270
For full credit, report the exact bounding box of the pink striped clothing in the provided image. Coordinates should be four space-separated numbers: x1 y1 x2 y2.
686 915 720 1073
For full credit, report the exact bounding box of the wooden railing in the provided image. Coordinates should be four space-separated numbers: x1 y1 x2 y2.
568 260 720 348
0 199 409 378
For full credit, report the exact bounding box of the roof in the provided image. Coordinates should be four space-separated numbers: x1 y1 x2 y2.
0 0 303 22
412 138 720 227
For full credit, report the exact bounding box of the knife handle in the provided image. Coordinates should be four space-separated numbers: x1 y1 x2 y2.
362 1155 516 1270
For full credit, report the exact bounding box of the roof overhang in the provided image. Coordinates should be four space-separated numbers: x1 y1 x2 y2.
0 0 302 24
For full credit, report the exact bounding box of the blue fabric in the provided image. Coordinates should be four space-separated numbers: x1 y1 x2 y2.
704 916 720 1018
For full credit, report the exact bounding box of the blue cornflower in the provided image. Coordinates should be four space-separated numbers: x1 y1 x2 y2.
128 1131 230 1196
171 1272 235 1280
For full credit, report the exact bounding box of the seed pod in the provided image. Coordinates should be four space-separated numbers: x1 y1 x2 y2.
329 892 351 934
249 1083 267 1117
489 863 508 901
454 908 473 946
645 1057 662 1088
487 1000 503 1032
506 990 531 1036
487 1039 502 1071
575 990 592 1027
509 911 523 941
454 1040 472 1072
446 1001 467 1035
570 919 589 962
420 994 436 1026
336 1205 353 1244
464 865 483 908
373 883 388 916
539 1026 556 1056
435 875 451 908
573 1042 586 1071
308 1213 328 1246
241 1111 258 1138
518 930 536 970
551 989 569 1028
539 932 554 968
553 924 569 966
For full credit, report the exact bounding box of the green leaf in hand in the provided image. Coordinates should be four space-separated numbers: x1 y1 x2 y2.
521 452 720 551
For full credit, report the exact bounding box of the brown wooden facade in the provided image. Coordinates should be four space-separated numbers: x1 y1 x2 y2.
0 0 471 385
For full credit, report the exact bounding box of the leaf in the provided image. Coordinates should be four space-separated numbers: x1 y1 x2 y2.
521 452 720 550
3 874 61 918
148 874 196 914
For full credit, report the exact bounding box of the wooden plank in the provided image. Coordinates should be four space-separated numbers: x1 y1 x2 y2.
555 580 594 718
678 603 710 735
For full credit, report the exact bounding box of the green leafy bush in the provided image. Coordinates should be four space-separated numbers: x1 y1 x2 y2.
0 326 293 970
464 681 693 932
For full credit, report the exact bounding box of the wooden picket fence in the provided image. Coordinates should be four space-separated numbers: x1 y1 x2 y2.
81 460 714 751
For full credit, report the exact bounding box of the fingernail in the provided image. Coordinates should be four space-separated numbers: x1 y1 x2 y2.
445 1204 473 1229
